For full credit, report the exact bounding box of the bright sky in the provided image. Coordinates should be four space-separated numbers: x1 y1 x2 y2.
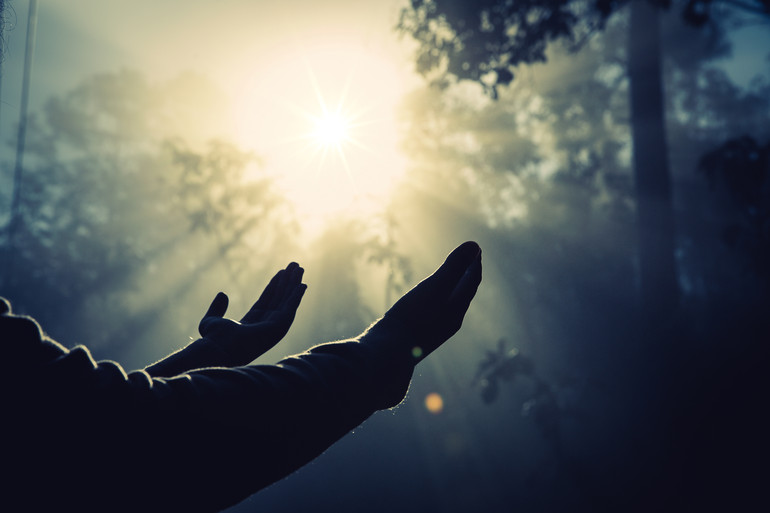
1 0 767 234
1 0 419 233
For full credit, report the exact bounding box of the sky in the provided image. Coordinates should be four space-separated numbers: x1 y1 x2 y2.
715 22 770 86
1 3 769 512
2 2 767 221
0 0 420 231
2 2 768 214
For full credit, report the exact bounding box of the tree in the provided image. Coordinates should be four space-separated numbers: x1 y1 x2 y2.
395 12 770 506
698 136 770 285
0 70 292 364
398 0 770 319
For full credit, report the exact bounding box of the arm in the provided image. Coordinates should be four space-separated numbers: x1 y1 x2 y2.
145 262 307 377
3 242 481 512
142 241 482 510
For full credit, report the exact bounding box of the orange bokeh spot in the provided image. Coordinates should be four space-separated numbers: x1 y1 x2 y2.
424 393 444 414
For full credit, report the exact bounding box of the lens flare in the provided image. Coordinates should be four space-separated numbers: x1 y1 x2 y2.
425 393 444 414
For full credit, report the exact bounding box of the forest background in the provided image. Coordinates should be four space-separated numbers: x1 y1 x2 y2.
1 1 769 511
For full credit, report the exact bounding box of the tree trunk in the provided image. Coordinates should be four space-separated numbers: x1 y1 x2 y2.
4 0 39 287
628 0 679 320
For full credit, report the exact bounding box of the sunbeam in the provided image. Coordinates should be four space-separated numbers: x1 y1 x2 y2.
233 42 411 235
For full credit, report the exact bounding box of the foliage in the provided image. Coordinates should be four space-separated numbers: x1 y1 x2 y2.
0 71 291 356
682 0 770 26
698 135 770 282
395 9 770 506
301 214 412 342
164 138 295 284
473 339 535 404
398 0 618 97
398 0 769 98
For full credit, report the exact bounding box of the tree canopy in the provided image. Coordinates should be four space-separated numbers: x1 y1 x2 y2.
399 0 769 97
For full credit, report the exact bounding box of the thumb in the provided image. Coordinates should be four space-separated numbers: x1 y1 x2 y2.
199 292 229 336
204 292 229 319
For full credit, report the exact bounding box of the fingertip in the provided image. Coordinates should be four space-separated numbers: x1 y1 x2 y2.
436 241 482 283
460 240 481 254
472 251 482 272
205 291 229 318
284 263 304 289
0 297 10 315
286 283 308 310
450 241 481 263
451 253 482 305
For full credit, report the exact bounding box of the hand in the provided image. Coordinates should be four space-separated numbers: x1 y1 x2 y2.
365 241 482 362
198 262 307 366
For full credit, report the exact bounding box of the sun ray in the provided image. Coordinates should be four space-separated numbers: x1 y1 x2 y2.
233 43 411 234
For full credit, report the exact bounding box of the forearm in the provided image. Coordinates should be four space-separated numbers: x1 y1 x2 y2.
144 337 235 377
9 333 413 513
140 337 414 512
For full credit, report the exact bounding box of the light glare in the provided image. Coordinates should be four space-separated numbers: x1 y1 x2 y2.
314 112 350 147
425 393 444 414
234 43 410 235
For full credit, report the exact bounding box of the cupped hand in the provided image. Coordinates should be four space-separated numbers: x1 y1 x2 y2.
198 262 307 366
366 241 482 363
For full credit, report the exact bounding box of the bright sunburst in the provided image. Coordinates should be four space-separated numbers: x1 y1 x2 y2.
296 68 369 179
234 43 411 234
313 111 350 148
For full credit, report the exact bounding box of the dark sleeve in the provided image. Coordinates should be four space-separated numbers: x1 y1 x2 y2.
144 336 236 377
138 338 413 512
3 310 413 513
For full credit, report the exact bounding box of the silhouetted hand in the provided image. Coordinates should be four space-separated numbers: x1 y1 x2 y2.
364 241 482 363
197 262 307 367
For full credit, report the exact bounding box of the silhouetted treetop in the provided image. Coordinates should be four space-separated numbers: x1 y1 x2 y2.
683 0 770 26
398 0 769 98
699 136 769 208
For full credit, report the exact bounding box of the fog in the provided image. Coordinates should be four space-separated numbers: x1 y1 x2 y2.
2 1 769 511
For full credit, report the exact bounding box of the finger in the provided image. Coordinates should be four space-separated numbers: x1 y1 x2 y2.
204 292 229 318
251 269 285 313
269 262 301 309
290 263 304 287
278 265 304 309
0 297 10 315
239 286 304 349
413 255 481 362
199 292 228 337
447 253 482 322
283 283 307 313
244 263 303 322
424 241 481 298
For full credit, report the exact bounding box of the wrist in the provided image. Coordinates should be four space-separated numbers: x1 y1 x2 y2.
360 316 426 365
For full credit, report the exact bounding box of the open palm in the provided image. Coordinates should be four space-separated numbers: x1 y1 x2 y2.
198 262 307 366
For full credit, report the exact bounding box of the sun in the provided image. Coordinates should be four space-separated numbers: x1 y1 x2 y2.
301 94 362 178
313 111 350 148
296 68 367 179
234 43 413 234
